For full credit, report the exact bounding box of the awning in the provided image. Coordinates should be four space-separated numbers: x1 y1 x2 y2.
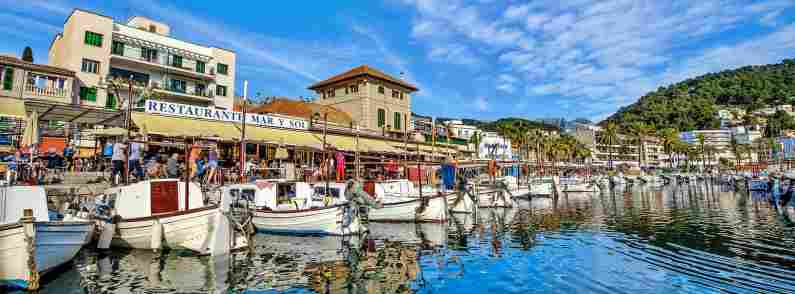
319 134 402 154
0 97 26 119
86 127 131 137
245 126 322 149
131 112 241 140
25 100 126 126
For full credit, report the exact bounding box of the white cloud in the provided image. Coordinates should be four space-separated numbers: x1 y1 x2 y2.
402 0 795 120
474 97 489 111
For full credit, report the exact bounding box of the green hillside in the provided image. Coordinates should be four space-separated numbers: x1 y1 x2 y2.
601 58 795 131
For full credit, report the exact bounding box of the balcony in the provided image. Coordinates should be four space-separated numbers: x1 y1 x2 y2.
110 48 215 81
24 84 71 103
150 81 213 102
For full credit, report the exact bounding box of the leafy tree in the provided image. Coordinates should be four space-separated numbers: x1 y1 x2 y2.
599 122 620 170
21 46 33 62
602 58 795 131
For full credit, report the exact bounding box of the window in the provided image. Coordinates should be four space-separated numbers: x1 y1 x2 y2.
391 90 399 98
196 83 206 95
378 86 384 94
148 25 156 33
169 79 186 93
111 41 124 55
141 47 158 62
394 112 401 130
377 109 386 127
105 93 116 109
216 85 227 97
79 87 97 102
81 59 100 74
171 55 183 68
3 67 13 90
217 63 228 75
84 31 103 47
326 89 335 98
399 92 404 100
196 61 205 73
349 85 358 93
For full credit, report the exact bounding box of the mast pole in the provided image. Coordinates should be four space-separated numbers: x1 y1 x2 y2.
239 80 248 183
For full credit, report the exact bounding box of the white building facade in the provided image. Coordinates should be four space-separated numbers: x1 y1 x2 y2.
48 10 237 110
478 131 512 160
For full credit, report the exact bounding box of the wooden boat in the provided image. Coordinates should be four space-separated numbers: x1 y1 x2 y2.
96 179 248 255
0 186 92 290
560 177 598 192
529 177 554 196
224 181 362 235
370 179 450 222
369 193 449 222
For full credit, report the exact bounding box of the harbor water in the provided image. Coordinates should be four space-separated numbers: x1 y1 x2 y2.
30 183 795 293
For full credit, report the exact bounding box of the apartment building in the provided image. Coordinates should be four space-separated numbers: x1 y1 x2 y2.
48 10 236 110
445 120 479 141
310 65 417 137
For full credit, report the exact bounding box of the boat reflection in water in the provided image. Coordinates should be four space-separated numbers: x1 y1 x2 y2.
33 184 795 293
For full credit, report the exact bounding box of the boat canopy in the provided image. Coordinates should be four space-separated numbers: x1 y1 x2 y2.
104 179 203 219
1 186 49 224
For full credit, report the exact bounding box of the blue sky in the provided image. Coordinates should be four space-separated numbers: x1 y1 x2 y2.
2 0 795 122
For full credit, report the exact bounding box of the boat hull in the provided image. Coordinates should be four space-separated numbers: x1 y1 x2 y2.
251 205 361 235
0 222 92 290
370 195 448 222
111 206 246 254
475 189 514 208
447 192 475 213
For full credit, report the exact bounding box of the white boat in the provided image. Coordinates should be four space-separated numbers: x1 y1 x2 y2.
473 186 514 208
370 180 450 222
225 181 362 235
529 177 554 196
0 186 93 290
447 190 476 213
560 177 598 192
97 179 248 255
369 194 449 222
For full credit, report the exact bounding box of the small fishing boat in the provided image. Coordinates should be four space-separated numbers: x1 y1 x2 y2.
471 177 517 208
560 177 598 192
0 186 93 290
529 177 554 196
369 194 450 222
95 179 249 255
369 179 450 222
225 181 362 235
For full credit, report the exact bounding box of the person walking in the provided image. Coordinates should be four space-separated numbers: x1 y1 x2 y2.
166 153 180 178
206 146 219 185
128 136 145 181
110 138 127 185
189 143 201 180
63 143 75 172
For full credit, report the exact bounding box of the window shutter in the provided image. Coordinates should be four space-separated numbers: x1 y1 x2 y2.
2 68 13 90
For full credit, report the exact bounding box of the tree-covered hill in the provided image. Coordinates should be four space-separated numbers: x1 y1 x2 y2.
601 59 795 131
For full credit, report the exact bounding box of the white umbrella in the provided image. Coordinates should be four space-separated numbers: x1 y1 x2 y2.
21 111 39 149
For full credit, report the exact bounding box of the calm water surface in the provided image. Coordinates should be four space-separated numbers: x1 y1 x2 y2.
33 183 795 293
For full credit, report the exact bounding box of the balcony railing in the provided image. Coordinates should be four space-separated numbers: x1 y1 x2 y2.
151 81 214 99
111 50 214 77
24 84 70 99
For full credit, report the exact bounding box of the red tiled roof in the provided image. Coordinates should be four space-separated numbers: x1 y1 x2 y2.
308 65 418 91
249 98 353 125
0 55 75 76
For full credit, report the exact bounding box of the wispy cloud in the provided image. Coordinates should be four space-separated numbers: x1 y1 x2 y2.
474 97 489 111
401 0 795 120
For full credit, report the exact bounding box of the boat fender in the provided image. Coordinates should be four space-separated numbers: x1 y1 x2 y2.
97 222 115 249
151 220 163 251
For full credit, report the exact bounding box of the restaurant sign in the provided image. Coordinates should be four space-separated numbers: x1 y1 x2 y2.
145 100 309 130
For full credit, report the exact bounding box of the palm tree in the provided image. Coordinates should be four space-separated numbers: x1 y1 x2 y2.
599 122 620 170
730 135 741 167
660 128 680 169
496 123 513 160
527 129 547 174
469 131 482 159
631 122 655 169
